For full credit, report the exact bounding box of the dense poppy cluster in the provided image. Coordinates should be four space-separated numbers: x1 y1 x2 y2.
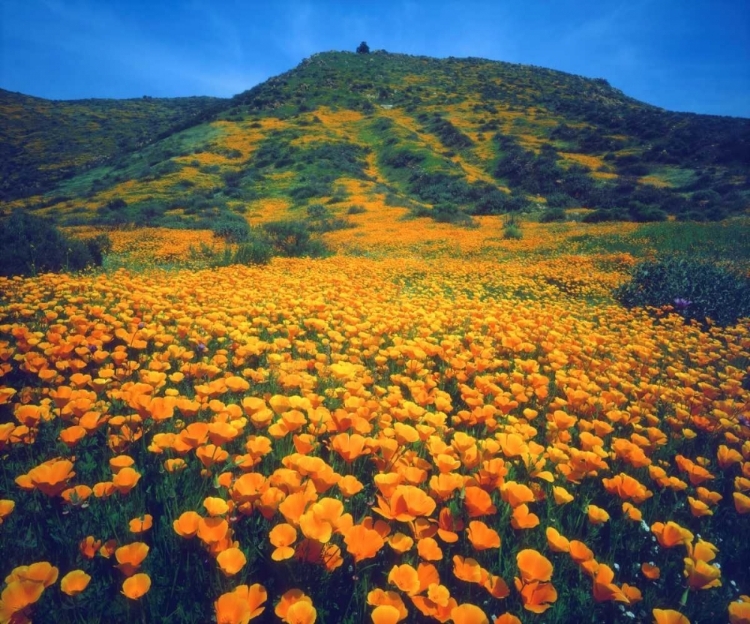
0 239 749 622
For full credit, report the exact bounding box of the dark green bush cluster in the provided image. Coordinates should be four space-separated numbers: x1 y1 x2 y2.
539 207 567 222
418 113 474 150
615 257 750 326
210 212 251 243
0 211 110 277
261 220 328 257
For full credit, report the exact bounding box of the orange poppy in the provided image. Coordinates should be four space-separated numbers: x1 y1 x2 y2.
483 574 510 599
545 527 570 553
61 485 92 506
452 555 486 585
728 600 750 624
467 521 501 550
552 486 574 505
373 485 436 522
450 603 489 624
641 563 660 580
60 570 91 596
215 583 267 624
651 521 693 549
652 609 691 624
331 433 369 463
683 557 721 590
204 497 230 517
197 517 229 545
587 505 610 524
388 564 420 596
344 524 385 563
622 502 643 522
734 492 750 514
26 458 76 497
493 615 522 624
129 514 153 533
500 482 534 508
338 475 364 497
217 548 247 576
79 536 101 559
417 538 443 561
115 542 149 576
269 523 298 561
511 504 539 530
463 486 497 517
119 570 150 600
371 605 402 624
109 455 135 473
516 549 553 583
367 588 409 621
513 579 558 614
173 510 202 538
112 467 141 495
436 507 463 543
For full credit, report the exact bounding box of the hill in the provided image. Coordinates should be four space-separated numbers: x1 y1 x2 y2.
0 89 225 201
2 51 749 226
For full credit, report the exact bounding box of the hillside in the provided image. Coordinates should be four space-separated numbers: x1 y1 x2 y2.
0 89 224 201
3 51 749 227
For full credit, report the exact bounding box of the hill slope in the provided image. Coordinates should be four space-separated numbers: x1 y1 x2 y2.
3 51 749 226
0 89 225 201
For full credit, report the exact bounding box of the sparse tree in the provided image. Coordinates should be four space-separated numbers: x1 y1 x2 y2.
356 41 370 54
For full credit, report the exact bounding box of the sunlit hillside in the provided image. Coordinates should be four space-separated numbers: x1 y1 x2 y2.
0 89 223 201
3 51 748 229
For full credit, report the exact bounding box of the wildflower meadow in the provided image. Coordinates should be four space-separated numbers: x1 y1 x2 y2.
0 220 749 624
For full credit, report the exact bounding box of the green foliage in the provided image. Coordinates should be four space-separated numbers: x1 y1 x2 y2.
231 238 274 265
419 112 474 150
209 213 251 243
539 207 567 222
356 41 370 54
262 220 329 257
0 211 109 276
0 90 223 201
502 214 523 239
10 50 750 224
615 257 750 326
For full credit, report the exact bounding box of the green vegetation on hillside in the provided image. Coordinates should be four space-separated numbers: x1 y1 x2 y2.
2 51 748 225
0 89 224 201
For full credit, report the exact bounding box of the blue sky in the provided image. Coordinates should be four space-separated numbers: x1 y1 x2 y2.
1 0 749 117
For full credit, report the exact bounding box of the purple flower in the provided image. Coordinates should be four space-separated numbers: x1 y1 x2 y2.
674 298 691 311
197 342 207 352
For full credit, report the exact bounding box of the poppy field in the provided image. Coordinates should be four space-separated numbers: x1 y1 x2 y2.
1 221 749 624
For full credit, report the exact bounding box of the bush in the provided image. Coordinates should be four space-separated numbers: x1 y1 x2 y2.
615 257 750 326
502 214 523 239
232 238 273 265
0 211 109 276
262 220 328 257
503 224 523 239
539 207 567 223
210 213 250 243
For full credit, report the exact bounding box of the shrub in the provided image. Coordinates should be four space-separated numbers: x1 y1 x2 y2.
210 213 250 243
539 207 567 223
262 220 328 257
502 214 523 239
615 257 750 326
347 205 367 215
0 211 109 276
503 223 523 239
232 238 273 265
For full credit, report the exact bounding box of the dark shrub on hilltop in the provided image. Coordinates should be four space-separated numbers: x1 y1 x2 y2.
0 211 110 276
615 257 750 326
